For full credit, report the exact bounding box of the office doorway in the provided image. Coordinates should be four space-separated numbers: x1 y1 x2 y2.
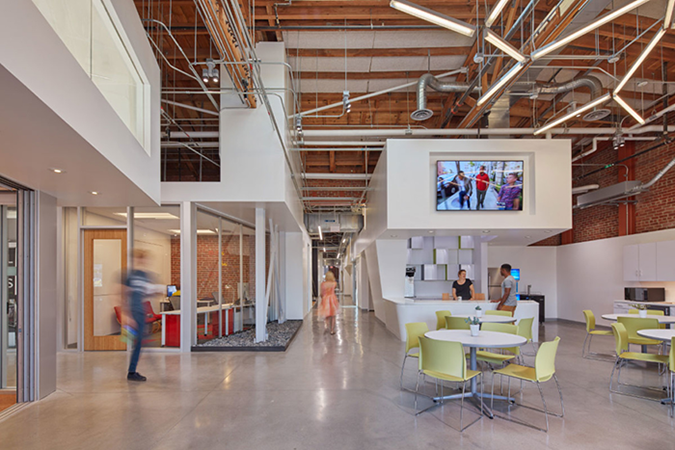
83 229 127 351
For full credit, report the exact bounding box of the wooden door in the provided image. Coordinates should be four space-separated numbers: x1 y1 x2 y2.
84 229 127 351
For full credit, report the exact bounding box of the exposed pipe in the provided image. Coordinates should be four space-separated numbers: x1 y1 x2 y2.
412 74 480 121
302 125 675 138
572 184 600 195
161 99 219 116
532 75 603 100
572 136 657 162
637 157 675 190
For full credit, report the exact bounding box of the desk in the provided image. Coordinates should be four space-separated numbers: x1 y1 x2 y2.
424 329 527 418
160 304 234 347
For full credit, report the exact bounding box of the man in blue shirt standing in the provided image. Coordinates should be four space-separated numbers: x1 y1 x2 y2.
124 250 162 382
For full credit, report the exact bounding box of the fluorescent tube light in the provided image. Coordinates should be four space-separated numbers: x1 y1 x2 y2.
477 62 525 106
613 94 645 125
534 93 611 135
667 0 675 28
485 29 527 62
485 0 510 28
614 27 667 94
389 0 476 37
168 229 216 235
531 0 651 60
318 226 323 240
114 212 179 220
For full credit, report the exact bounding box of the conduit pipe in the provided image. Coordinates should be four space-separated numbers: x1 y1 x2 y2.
572 136 657 162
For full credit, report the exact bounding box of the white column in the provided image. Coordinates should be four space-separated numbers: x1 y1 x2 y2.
255 208 266 343
180 201 196 351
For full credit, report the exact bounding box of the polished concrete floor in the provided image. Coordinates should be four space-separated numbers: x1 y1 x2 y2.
0 309 674 449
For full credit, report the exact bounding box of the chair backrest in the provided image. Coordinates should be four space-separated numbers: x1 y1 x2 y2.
445 316 470 330
582 310 596 333
435 310 451 330
404 322 429 353
486 310 512 317
534 336 561 382
418 336 467 379
481 323 520 355
670 337 675 373
170 296 181 311
143 301 155 316
617 316 659 339
517 317 534 340
611 322 629 355
474 293 486 300
628 309 664 315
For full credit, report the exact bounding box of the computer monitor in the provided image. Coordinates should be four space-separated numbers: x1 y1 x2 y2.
167 285 177 297
510 269 520 281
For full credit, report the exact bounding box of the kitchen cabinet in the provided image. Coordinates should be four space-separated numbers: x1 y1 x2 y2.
623 242 656 281
656 240 675 281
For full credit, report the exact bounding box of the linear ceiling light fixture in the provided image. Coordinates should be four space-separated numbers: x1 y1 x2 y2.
477 62 525 106
614 26 666 94
613 94 646 125
533 93 611 135
389 0 476 37
531 0 651 60
667 0 675 28
485 0 511 27
484 29 527 62
318 225 323 240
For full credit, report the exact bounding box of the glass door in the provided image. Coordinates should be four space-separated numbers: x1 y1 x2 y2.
84 229 127 351
1 200 18 411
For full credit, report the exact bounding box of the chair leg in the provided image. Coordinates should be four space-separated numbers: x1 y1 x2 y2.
491 372 496 412
536 381 549 433
480 373 484 418
582 333 589 358
609 357 620 392
460 381 466 431
414 372 420 412
671 373 674 418
399 354 408 390
553 374 564 417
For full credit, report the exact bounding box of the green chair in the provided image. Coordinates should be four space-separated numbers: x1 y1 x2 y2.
629 309 666 329
669 337 675 417
609 322 668 401
415 336 483 431
517 317 537 356
617 316 662 351
400 322 429 390
475 323 520 366
486 310 513 317
582 310 613 359
445 316 470 330
491 337 563 433
435 310 451 330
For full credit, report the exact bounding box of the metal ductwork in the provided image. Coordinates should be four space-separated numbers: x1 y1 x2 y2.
305 213 364 234
412 74 480 121
530 75 610 122
575 156 675 208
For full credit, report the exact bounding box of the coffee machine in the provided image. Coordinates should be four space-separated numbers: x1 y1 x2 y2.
404 266 416 298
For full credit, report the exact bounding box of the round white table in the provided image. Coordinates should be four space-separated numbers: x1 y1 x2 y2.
452 315 516 324
601 314 675 325
425 329 527 417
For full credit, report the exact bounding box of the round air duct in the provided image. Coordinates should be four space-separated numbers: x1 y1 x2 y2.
411 109 434 121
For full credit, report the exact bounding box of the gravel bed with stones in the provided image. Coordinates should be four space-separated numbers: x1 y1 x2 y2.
196 320 302 348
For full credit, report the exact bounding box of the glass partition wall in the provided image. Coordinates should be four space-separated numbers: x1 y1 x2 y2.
196 209 258 344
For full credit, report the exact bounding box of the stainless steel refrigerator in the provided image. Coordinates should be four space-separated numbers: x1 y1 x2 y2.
487 267 503 301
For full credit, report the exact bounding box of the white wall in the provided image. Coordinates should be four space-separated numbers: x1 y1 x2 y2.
556 228 675 322
488 245 558 319
0 0 161 206
385 139 572 234
38 192 57 399
284 231 312 320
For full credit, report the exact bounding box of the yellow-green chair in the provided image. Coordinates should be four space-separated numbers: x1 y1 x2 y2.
400 322 429 390
491 337 563 433
669 337 675 417
629 309 666 329
446 316 470 330
609 322 668 400
517 317 537 356
616 316 662 351
435 310 451 330
486 310 513 317
582 310 613 359
475 323 520 366
415 336 483 431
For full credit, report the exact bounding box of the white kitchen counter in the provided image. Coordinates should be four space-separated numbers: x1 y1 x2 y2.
383 297 539 342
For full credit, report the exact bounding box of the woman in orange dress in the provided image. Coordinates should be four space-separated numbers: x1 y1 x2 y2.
319 271 339 335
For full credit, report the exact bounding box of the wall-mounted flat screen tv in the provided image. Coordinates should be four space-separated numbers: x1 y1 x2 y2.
436 160 524 211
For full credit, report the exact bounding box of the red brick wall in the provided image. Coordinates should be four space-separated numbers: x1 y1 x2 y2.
635 141 675 233
304 179 367 199
530 234 561 246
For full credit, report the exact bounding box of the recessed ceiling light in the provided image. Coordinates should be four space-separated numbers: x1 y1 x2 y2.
50 168 64 174
482 230 490 233
428 230 435 234
390 234 398 238
90 191 99 195
544 230 552 233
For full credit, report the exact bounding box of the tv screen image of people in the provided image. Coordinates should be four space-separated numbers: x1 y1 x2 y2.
436 160 524 211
